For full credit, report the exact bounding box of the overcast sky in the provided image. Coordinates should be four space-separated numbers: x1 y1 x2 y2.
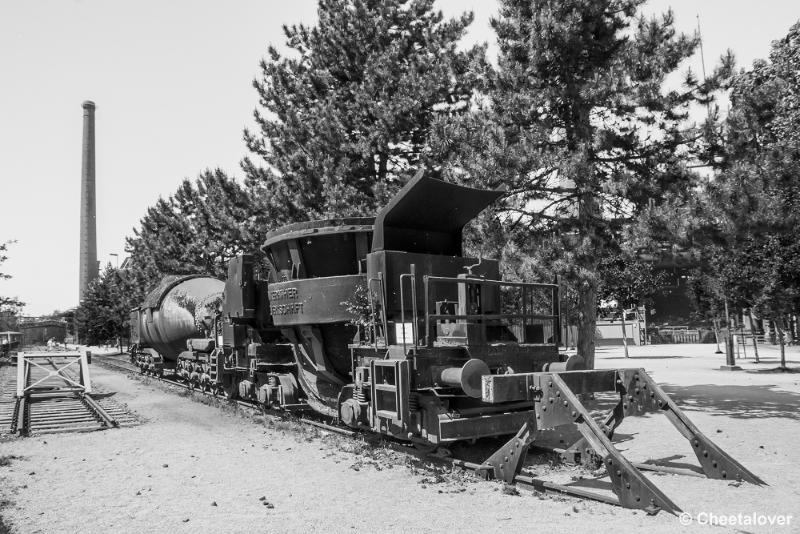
1 0 798 315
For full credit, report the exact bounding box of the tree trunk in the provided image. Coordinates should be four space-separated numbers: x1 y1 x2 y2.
575 185 600 369
724 297 731 329
621 308 629 358
577 282 597 369
747 309 760 363
713 316 723 354
777 317 787 369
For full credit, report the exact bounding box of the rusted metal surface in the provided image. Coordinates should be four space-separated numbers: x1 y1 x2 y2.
372 170 503 256
132 275 224 362
618 369 766 485
476 367 765 515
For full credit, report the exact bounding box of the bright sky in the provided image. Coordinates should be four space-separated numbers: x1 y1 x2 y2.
1 0 798 315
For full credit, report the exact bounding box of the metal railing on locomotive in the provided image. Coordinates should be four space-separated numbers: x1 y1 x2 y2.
424 276 560 347
391 267 561 351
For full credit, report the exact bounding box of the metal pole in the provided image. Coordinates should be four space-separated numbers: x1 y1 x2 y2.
410 264 418 353
621 307 629 358
726 330 736 366
641 305 647 346
400 274 407 354
424 277 431 348
553 277 561 347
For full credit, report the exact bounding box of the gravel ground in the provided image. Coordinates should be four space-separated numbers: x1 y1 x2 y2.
0 343 798 533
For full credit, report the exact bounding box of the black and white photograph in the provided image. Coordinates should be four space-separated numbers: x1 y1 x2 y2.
1 0 799 532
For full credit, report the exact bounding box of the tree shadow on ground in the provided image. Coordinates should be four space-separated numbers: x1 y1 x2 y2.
602 355 686 360
746 366 800 374
563 475 614 492
86 392 116 399
639 454 704 475
660 383 800 420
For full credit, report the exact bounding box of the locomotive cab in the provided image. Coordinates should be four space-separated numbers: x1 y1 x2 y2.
341 171 567 444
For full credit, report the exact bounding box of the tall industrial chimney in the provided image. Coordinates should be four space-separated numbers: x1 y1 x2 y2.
79 100 98 300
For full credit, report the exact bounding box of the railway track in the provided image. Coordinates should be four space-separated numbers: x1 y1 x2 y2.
94 354 634 507
0 355 138 436
95 355 354 435
0 363 16 436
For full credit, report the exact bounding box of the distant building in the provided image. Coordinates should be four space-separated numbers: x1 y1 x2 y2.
19 318 68 345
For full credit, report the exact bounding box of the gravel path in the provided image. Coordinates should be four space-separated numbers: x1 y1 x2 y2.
1 343 798 533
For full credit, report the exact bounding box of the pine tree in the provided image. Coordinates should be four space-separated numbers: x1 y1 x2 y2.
697 21 800 369
242 0 485 224
75 265 133 345
125 169 271 288
435 0 710 367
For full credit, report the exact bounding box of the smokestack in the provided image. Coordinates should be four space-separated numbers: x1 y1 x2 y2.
79 100 98 300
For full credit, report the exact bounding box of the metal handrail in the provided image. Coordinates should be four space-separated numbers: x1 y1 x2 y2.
398 264 419 355
423 275 559 347
428 313 557 321
424 275 558 289
410 264 418 350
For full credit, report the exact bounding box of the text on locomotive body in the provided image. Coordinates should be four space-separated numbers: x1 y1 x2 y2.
269 286 304 315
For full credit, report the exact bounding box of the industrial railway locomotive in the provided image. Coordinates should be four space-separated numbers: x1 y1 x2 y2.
130 171 764 514
131 172 571 443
